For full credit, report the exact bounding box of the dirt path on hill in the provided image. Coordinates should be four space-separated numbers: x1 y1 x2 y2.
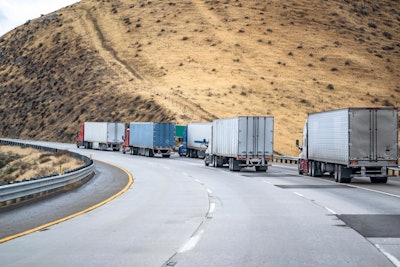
76 9 145 84
74 6 217 122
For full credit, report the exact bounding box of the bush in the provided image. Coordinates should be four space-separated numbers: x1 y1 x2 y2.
383 31 392 40
39 157 52 164
327 84 335 90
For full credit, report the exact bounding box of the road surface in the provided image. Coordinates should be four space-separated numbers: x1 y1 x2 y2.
0 141 399 266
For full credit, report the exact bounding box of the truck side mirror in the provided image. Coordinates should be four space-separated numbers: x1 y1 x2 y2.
296 139 303 151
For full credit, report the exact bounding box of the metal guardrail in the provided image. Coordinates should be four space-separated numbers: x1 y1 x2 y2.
0 139 94 207
0 164 94 203
388 167 400 176
273 155 298 164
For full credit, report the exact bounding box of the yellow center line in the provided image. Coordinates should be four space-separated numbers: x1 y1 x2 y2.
0 160 134 243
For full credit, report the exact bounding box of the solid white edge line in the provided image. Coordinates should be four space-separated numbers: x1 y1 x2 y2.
294 192 303 197
346 184 400 199
375 244 400 267
325 207 337 214
178 230 204 253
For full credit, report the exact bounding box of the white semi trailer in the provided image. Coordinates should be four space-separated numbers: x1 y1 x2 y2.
296 107 398 183
76 122 125 151
181 122 212 159
205 116 274 172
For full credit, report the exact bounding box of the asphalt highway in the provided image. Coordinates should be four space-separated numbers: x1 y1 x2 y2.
0 141 399 267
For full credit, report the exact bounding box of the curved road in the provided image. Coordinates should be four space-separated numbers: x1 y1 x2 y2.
0 160 130 240
0 141 400 266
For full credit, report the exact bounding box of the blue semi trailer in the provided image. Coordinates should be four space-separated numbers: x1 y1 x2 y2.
123 122 175 157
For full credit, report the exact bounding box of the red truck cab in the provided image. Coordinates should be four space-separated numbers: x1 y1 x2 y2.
122 128 130 154
76 123 85 148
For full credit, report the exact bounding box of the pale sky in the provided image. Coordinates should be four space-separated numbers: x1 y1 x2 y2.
0 0 80 37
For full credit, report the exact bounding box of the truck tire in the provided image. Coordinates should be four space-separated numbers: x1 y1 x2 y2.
298 161 303 175
338 166 351 183
312 161 323 177
229 158 241 171
216 157 224 167
370 177 388 183
255 166 268 172
310 162 315 177
334 165 339 182
210 156 215 167
307 161 312 176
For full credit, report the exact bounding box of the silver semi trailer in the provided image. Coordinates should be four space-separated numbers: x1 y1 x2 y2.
76 122 125 151
296 107 398 183
205 116 274 172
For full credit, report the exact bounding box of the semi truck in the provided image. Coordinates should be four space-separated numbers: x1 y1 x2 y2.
179 122 212 158
296 107 398 183
205 116 274 172
76 122 125 151
122 122 175 157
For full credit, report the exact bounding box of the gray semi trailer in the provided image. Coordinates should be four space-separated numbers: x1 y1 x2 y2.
205 116 274 172
296 107 398 183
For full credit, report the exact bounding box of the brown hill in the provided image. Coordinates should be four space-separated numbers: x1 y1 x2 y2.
0 0 399 155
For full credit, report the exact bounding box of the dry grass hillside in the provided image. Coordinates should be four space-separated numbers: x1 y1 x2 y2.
0 145 84 184
0 0 399 155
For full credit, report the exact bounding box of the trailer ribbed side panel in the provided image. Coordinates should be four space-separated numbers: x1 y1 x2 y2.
212 117 239 157
308 109 349 164
130 122 154 148
307 107 398 166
